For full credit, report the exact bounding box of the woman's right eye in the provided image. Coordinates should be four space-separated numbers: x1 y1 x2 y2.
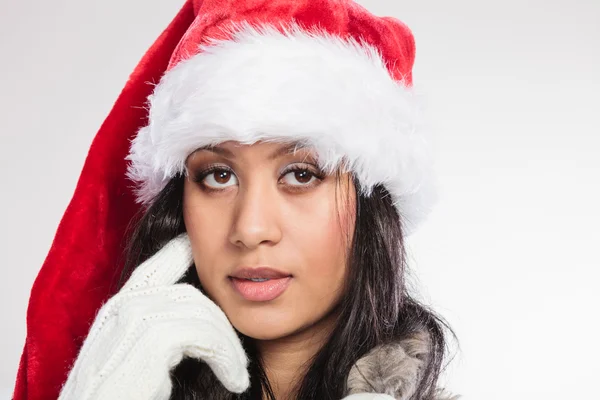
199 168 238 190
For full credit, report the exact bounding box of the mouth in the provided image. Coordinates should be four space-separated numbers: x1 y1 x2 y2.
229 267 292 302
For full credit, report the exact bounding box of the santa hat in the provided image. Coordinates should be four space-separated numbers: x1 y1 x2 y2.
12 1 436 399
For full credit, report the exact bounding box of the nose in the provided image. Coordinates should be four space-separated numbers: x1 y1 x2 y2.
228 180 283 250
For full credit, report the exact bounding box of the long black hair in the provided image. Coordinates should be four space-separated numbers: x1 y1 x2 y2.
116 172 456 400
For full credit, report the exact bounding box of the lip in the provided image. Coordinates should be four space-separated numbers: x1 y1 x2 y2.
230 267 291 280
230 277 292 302
229 267 292 302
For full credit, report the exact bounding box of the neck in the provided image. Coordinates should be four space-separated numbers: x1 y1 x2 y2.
256 310 339 400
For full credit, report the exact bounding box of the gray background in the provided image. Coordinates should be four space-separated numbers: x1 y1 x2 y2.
1 0 599 398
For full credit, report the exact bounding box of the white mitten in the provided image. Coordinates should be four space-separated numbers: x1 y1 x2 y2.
58 233 249 400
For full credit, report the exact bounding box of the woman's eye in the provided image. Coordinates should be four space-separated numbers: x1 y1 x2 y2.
202 169 238 189
281 169 318 186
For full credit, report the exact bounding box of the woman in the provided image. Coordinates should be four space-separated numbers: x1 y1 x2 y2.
13 0 458 399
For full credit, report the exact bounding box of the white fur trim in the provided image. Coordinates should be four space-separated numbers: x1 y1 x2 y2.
126 23 436 234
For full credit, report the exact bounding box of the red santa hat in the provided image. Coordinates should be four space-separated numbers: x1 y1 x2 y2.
13 0 436 398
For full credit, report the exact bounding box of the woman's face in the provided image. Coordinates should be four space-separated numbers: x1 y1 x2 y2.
183 141 356 341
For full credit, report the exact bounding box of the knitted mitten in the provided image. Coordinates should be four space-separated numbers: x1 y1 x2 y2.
57 233 249 400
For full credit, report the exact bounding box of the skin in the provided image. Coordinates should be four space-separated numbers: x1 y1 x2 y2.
182 141 356 399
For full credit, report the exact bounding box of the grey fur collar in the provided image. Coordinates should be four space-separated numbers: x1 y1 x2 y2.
345 330 459 400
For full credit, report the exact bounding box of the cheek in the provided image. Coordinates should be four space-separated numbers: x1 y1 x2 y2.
287 188 355 300
299 215 346 278
182 183 231 299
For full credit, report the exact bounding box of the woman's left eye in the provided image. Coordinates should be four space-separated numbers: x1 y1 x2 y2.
280 167 321 187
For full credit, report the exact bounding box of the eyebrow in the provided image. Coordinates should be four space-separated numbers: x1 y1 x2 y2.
267 142 309 160
198 142 309 161
202 145 234 158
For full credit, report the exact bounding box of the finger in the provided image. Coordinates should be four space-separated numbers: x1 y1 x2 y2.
170 283 237 333
122 232 193 291
199 346 250 394
173 317 250 394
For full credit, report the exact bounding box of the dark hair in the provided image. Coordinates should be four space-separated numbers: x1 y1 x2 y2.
116 173 456 400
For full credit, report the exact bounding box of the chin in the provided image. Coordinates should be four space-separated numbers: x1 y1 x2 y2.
225 302 305 341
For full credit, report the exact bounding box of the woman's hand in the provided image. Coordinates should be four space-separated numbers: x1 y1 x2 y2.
58 233 249 399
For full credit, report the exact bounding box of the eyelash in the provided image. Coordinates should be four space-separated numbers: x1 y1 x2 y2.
191 164 325 193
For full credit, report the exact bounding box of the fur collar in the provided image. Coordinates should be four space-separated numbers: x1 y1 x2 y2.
345 330 459 400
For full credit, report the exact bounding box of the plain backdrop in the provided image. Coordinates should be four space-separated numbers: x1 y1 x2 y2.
1 0 599 399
